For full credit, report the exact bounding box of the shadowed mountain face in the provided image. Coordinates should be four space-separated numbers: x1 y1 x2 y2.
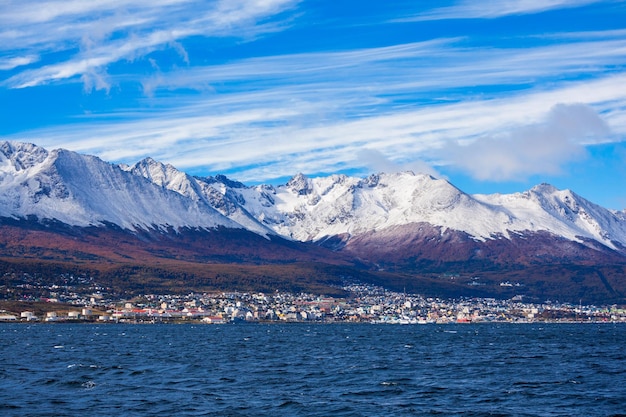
1 141 625 303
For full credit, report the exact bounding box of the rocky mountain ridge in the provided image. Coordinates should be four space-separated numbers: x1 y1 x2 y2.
0 141 236 231
2 141 626 254
1 141 625 303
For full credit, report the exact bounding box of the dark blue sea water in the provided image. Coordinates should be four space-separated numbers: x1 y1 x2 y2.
1 323 625 416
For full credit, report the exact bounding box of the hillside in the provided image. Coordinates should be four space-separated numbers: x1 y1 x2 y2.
1 141 625 303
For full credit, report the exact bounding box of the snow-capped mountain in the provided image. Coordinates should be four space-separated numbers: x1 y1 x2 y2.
475 184 626 250
2 141 626 303
125 157 274 236
0 141 237 231
1 141 626 256
205 171 626 254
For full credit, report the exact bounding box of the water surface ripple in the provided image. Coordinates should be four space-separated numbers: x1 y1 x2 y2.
1 323 624 416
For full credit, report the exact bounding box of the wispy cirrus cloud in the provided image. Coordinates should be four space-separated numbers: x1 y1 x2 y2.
0 0 299 90
135 35 626 107
13 71 625 183
0 55 39 71
399 0 606 21
6 25 626 182
1 0 624 209
2 2 626 189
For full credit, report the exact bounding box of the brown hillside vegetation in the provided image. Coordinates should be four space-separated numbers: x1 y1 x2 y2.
1 219 625 304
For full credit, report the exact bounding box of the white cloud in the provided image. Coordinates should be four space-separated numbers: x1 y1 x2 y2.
128 35 626 112
441 103 610 181
356 149 403 174
10 72 624 184
0 0 299 88
401 0 604 21
2 2 626 186
356 148 442 178
0 55 39 71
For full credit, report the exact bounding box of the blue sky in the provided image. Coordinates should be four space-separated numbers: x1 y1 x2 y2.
1 0 625 209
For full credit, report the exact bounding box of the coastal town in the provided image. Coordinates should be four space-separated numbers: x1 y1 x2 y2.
1 272 625 324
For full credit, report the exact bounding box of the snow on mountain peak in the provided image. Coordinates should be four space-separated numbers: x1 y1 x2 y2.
530 183 559 194
127 157 202 201
232 171 495 241
1 142 624 252
286 173 312 196
201 174 247 189
0 141 49 173
476 183 626 249
230 170 626 250
0 143 237 231
124 159 274 237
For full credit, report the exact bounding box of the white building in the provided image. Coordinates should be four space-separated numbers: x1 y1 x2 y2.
0 314 16 321
20 311 38 321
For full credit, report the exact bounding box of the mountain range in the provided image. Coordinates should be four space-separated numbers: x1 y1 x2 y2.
1 141 625 303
